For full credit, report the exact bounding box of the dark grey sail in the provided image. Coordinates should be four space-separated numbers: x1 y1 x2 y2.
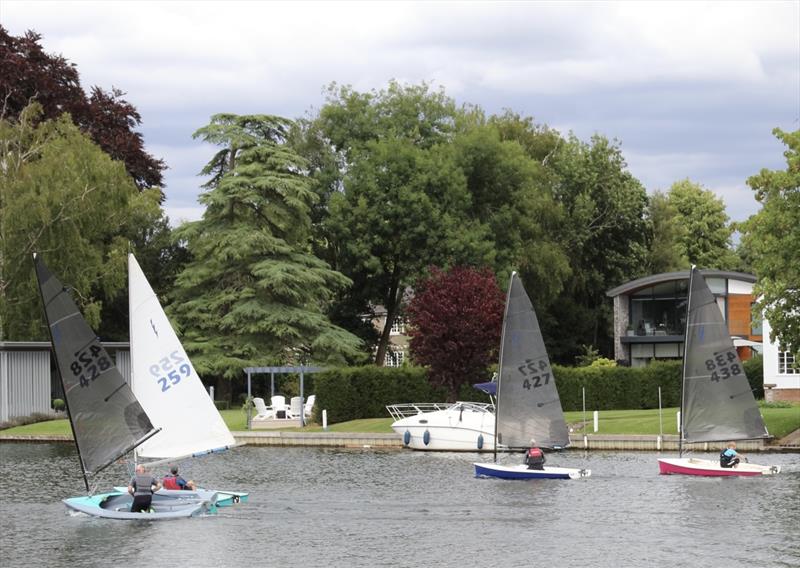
34 255 157 481
495 272 570 450
681 267 768 444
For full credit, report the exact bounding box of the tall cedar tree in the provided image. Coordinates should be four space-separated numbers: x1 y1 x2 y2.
169 114 362 378
0 27 164 190
407 266 505 401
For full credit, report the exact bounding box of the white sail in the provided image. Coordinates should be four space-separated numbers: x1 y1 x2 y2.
128 253 236 462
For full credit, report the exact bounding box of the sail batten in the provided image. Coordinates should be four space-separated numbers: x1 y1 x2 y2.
34 255 156 478
128 254 236 461
681 267 769 444
495 272 570 450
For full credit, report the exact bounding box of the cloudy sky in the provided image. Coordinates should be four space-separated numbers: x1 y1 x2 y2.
3 1 798 225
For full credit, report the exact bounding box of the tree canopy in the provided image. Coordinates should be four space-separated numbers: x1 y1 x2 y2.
741 128 800 358
0 27 165 190
407 266 505 400
169 114 363 378
0 105 163 340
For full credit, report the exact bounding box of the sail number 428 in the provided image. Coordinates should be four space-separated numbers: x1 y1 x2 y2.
705 350 742 382
70 343 111 388
149 351 191 392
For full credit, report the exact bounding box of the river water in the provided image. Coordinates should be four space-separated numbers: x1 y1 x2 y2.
0 443 798 568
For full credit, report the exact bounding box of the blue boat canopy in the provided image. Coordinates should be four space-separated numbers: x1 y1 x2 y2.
473 382 496 395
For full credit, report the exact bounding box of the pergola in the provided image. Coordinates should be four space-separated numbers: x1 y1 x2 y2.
243 365 325 428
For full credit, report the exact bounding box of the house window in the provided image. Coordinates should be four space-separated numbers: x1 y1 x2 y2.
389 319 406 335
385 349 405 367
778 351 798 374
750 306 763 336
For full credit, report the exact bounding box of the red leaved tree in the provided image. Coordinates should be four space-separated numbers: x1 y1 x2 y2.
407 266 505 401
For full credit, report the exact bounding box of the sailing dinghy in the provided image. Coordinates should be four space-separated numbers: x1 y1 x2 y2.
117 253 248 506
658 267 779 477
474 272 590 480
34 254 213 519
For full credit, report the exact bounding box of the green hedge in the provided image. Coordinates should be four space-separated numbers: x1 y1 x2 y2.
313 366 444 423
314 357 765 422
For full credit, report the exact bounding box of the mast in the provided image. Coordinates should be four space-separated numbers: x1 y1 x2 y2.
678 266 695 458
35 256 91 493
493 271 515 464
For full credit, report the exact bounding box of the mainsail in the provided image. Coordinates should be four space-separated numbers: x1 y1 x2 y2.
128 253 236 462
495 272 570 450
681 267 769 444
34 255 156 483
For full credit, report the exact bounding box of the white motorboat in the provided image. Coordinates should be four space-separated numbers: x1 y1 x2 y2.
387 397 496 452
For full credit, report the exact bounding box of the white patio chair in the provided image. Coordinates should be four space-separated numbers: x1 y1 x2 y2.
303 395 316 419
286 396 303 419
252 397 272 420
270 395 288 419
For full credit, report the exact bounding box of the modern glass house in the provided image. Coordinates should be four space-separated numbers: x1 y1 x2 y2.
606 270 761 368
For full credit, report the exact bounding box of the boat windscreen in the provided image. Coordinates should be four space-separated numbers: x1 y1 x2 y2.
473 382 496 395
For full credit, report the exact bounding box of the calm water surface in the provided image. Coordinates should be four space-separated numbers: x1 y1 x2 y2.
0 444 798 568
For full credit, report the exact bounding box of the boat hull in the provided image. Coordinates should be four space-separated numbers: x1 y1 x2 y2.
474 462 591 480
389 403 495 451
113 486 248 507
658 458 781 477
64 491 212 520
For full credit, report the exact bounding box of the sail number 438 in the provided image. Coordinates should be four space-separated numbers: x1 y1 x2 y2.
705 350 742 382
149 351 191 393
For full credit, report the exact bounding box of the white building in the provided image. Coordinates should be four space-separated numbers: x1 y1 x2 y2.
761 317 800 402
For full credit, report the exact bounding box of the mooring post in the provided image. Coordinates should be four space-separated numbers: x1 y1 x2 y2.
593 410 599 433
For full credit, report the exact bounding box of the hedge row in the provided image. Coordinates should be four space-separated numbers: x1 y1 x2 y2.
313 357 764 423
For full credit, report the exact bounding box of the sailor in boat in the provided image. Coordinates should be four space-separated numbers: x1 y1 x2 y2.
162 465 197 491
524 439 546 470
720 441 744 469
128 464 162 513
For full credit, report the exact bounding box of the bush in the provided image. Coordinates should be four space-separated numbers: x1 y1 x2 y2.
52 398 65 411
0 412 57 431
743 354 764 399
213 400 230 411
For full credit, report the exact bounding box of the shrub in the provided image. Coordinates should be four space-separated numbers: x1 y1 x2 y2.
743 354 764 399
52 398 66 411
213 400 230 411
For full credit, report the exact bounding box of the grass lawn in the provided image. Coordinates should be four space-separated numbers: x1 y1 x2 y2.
3 405 798 439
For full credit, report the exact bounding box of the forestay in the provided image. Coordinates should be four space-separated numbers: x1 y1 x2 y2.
495 272 570 450
681 267 769 443
34 255 156 476
128 254 236 462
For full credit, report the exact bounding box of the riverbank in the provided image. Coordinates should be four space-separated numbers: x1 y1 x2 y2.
3 429 798 452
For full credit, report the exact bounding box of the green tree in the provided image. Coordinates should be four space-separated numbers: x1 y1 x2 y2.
543 134 650 361
741 128 800 358
304 82 487 365
0 104 163 340
667 179 737 269
169 114 362 378
646 190 689 273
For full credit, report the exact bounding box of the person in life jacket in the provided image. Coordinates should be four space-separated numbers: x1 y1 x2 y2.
720 441 742 468
162 465 197 490
127 464 161 513
524 438 546 470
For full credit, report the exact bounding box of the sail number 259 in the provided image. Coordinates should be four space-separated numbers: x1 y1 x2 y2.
519 358 550 390
149 351 191 393
705 350 742 382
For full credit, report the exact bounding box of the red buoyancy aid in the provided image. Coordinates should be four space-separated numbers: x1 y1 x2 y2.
162 475 181 490
527 447 543 459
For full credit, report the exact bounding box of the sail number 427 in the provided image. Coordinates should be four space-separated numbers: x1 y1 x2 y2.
705 350 742 382
519 358 550 390
149 351 191 392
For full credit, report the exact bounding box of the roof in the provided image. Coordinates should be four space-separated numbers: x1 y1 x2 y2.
606 270 756 298
0 341 130 351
